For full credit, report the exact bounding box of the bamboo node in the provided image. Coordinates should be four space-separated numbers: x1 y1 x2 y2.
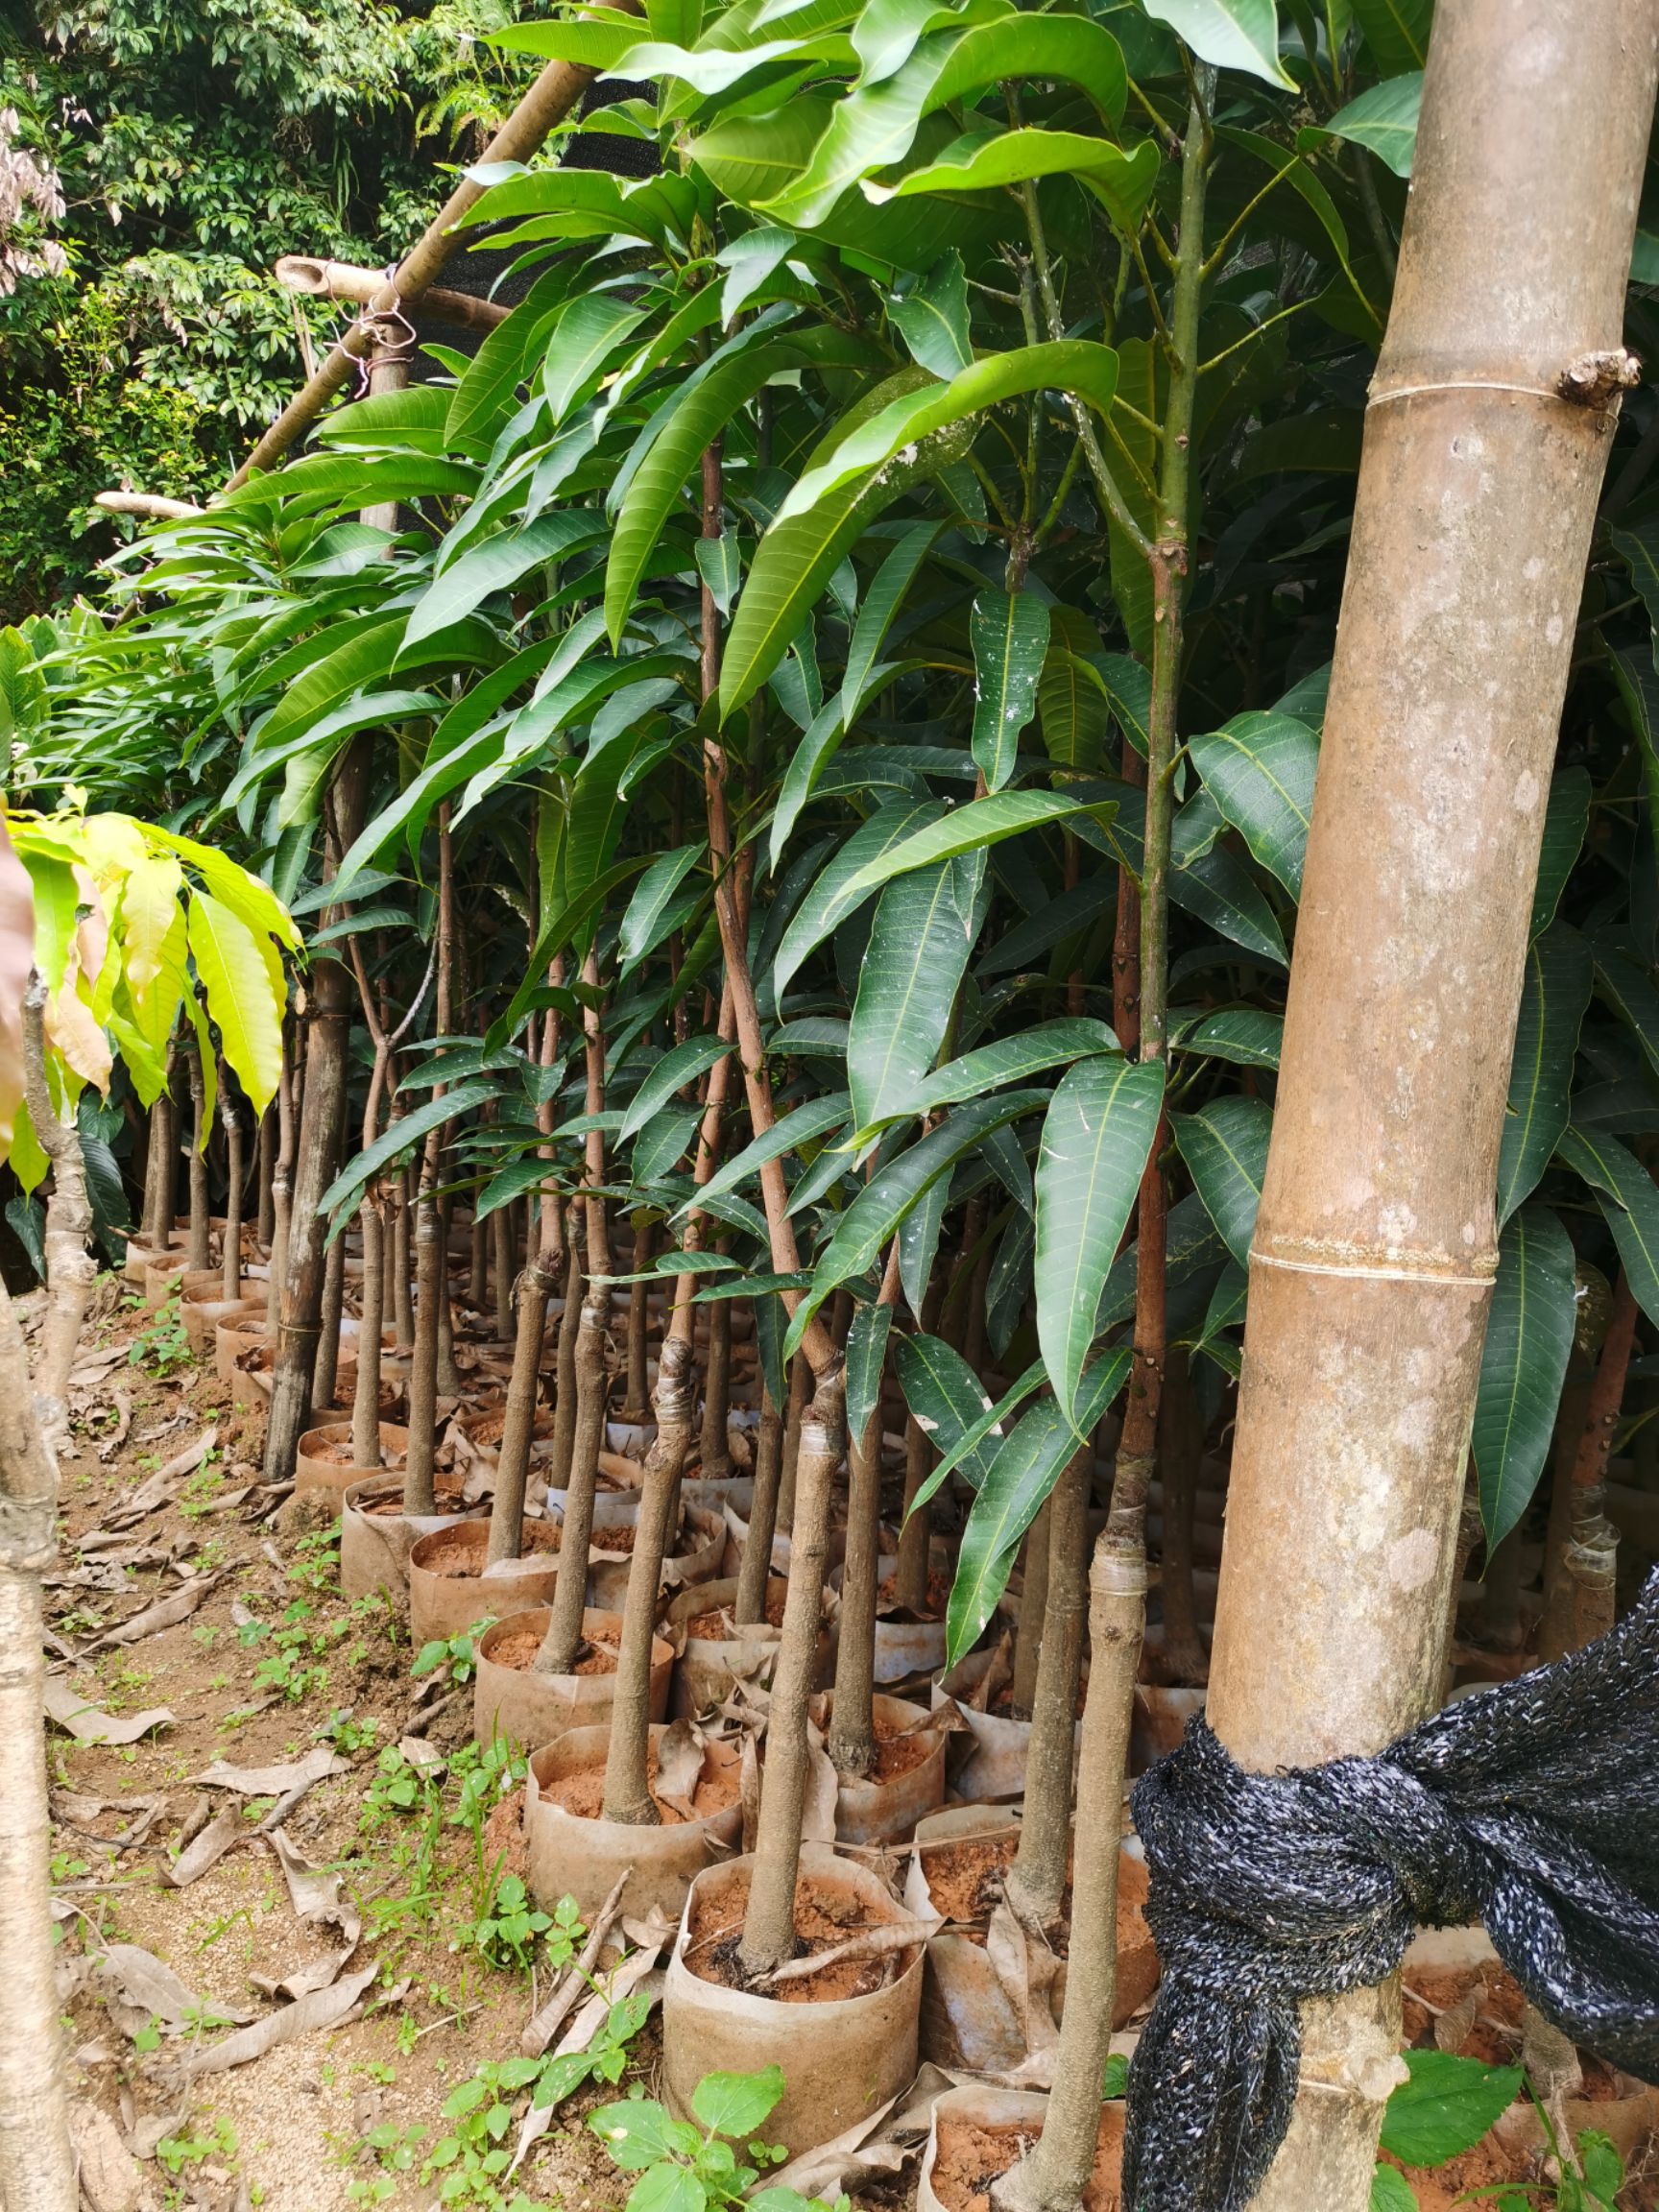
1557 349 1642 407
1249 1241 1495 1288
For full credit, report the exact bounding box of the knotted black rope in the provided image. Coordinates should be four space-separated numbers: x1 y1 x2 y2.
1123 1574 1659 2211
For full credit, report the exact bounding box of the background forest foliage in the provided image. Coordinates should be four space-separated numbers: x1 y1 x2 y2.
0 0 545 613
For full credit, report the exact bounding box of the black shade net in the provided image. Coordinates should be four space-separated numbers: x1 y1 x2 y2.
1122 1574 1659 2211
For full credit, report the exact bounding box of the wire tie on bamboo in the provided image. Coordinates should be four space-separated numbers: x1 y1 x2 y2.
1120 1574 1659 2212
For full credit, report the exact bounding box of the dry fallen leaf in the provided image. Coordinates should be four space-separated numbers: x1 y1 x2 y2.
186 1961 381 2075
268 1828 362 1946
41 1676 175 1746
654 1717 707 1817
163 1810 243 1889
195 1746 346 1797
84 1575 222 1651
91 1942 253 2037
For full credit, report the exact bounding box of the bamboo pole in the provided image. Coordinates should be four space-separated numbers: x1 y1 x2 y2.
1202 7 1658 2204
227 43 620 487
274 256 509 333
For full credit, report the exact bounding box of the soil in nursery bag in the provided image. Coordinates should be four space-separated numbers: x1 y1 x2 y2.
304 1433 406 1466
487 1626 618 1675
931 2108 1124 2212
418 1519 561 1574
868 1706 943 1783
878 1565 951 1618
924 1829 1051 1929
359 1473 471 1516
688 1863 922 2003
542 1740 741 1826
684 1584 788 1635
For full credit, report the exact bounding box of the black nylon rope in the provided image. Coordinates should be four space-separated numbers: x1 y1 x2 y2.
1122 1574 1659 2211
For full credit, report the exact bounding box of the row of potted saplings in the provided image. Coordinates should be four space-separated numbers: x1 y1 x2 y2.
122 1201 1214 2190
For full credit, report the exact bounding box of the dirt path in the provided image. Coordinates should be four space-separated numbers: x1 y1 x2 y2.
43 1292 666 2212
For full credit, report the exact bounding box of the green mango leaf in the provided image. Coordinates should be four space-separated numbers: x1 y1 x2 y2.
1590 929 1659 1086
619 1036 733 1142
971 590 1050 794
773 798 946 998
1036 1057 1164 1422
682 1092 853 1214
878 128 1160 232
761 39 954 227
893 1332 1020 1495
846 1299 894 1444
903 1020 1119 1118
839 790 1103 903
849 855 981 1130
770 701 850 873
244 613 406 763
1497 926 1593 1226
1473 1205 1576 1551
619 844 707 969
1378 2051 1523 2171
1349 0 1431 75
606 340 799 646
1189 710 1319 898
930 12 1127 119
1138 0 1294 86
493 14 648 67
321 1076 499 1225
1172 1007 1283 1070
890 251 973 379
774 343 1119 527
786 1091 1050 1354
841 520 941 717
1038 606 1112 772
1320 73 1423 179
1558 1123 1659 1329
475 1157 559 1224
721 366 947 715
946 1347 1130 1663
405 514 601 648
1174 1095 1272 1267
1530 765 1592 939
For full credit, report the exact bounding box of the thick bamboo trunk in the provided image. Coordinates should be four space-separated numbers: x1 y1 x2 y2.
1203 11 1657 2201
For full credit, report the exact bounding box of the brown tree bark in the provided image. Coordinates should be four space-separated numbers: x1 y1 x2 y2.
0 1275 76 2212
1202 11 1657 2200
263 751 368 1483
20 974 96 1449
1006 1443 1091 1928
1539 1271 1638 1660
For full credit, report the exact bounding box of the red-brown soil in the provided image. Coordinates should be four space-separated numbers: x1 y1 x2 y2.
687 1863 922 2003
542 1743 739 1826
930 2108 1124 2212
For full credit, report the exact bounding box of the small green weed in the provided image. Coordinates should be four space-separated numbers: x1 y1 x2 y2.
156 2113 238 2177
412 1624 491 1689
129 1293 193 1378
589 2066 835 2212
